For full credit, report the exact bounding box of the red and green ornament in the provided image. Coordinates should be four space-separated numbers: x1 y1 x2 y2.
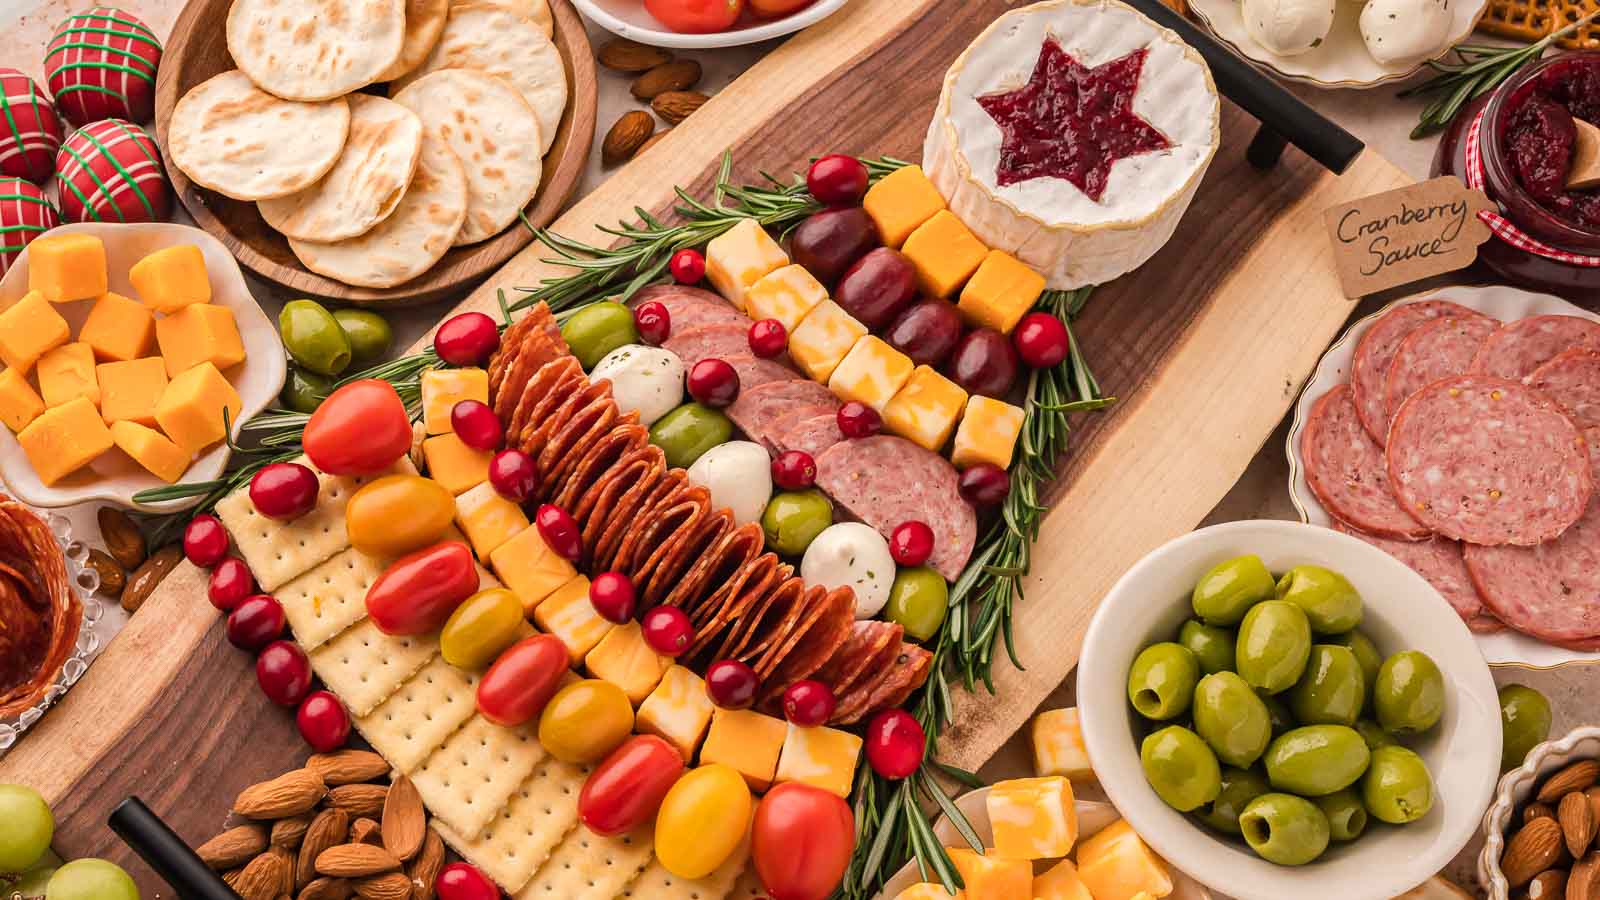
0 69 63 184
43 7 163 126
54 119 170 224
0 177 60 278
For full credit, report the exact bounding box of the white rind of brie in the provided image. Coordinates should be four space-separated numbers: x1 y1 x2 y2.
923 0 1221 289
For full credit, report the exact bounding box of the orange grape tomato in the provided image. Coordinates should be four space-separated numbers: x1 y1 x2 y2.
642 0 743 33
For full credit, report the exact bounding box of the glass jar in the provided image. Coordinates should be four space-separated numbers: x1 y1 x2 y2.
1433 52 1600 307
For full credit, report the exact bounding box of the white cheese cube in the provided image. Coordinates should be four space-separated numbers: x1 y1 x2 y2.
774 723 863 798
636 664 715 761
1032 707 1095 780
828 337 915 413
421 367 488 435
705 218 789 312
789 300 868 383
883 365 967 451
746 264 827 332
454 480 529 558
951 394 1025 470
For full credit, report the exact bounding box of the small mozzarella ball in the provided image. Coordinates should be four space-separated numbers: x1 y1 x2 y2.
590 344 683 427
1360 0 1452 65
1243 0 1336 56
800 522 896 620
686 441 772 527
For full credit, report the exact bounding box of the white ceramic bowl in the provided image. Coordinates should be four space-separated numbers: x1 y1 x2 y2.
1478 725 1600 899
1078 520 1502 900
573 0 849 48
0 222 285 512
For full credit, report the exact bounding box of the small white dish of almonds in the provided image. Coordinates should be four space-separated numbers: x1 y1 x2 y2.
1480 725 1600 899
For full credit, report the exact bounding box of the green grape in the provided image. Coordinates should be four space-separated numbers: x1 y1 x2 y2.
0 784 53 873
46 859 139 900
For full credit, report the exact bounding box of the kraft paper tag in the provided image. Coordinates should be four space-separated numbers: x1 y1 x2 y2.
1324 176 1495 297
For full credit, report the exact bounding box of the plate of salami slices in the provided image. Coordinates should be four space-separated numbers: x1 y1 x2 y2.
1287 284 1600 668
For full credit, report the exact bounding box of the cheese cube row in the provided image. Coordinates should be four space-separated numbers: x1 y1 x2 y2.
895 818 1172 900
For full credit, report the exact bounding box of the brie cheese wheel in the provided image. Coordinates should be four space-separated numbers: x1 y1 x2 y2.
923 0 1220 289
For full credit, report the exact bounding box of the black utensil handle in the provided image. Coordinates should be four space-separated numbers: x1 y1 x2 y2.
108 797 241 900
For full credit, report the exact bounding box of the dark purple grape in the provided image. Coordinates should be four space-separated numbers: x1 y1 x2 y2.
790 208 878 286
835 248 917 330
884 300 964 367
944 328 1019 398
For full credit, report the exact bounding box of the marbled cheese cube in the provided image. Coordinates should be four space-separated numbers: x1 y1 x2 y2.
789 300 867 384
705 218 789 312
863 165 947 249
774 723 862 798
421 367 489 435
423 433 492 496
488 524 576 613
987 776 1077 860
959 251 1046 334
883 365 966 451
532 575 612 664
700 708 787 792
951 395 1025 471
902 211 988 298
1032 707 1094 780
745 264 826 332
1076 821 1172 900
585 621 670 705
947 848 1031 900
1033 859 1094 900
829 336 914 413
636 664 714 761
455 481 529 558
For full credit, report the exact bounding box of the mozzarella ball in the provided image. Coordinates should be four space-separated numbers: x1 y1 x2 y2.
1360 0 1452 65
1243 0 1336 56
800 522 896 619
590 344 684 427
686 441 772 527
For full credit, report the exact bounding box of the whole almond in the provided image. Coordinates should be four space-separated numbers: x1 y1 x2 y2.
407 829 444 900
271 846 297 896
1530 803 1559 824
1564 791 1597 857
326 784 388 818
299 877 353 900
317 844 401 878
98 506 146 569
635 130 669 159
298 808 350 890
235 769 328 819
602 112 655 167
353 872 411 900
598 38 671 73
123 544 182 612
86 549 126 597
350 818 382 846
381 774 426 862
234 851 289 900
1528 868 1566 899
652 91 708 125
272 815 312 850
197 825 269 870
1505 817 1568 887
1570 852 1600 900
307 751 390 786
1540 761 1600 804
1588 786 1600 823
631 60 701 99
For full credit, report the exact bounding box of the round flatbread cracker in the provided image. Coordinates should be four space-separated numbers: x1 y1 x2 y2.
465 0 552 36
227 0 407 101
392 69 542 245
167 70 350 201
257 94 424 243
392 2 567 154
376 0 451 82
289 133 468 288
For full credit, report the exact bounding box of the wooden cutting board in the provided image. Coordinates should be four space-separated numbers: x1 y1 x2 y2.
0 0 1408 888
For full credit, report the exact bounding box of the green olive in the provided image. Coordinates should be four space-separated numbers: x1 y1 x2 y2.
1179 619 1236 675
279 299 352 376
1238 793 1330 866
1499 684 1553 773
1288 645 1366 727
1141 725 1222 813
280 366 334 414
884 567 948 642
1327 630 1382 709
649 403 734 469
1314 787 1369 842
332 309 393 371
1192 555 1276 626
1373 650 1444 736
1354 719 1397 751
1361 745 1434 824
1196 767 1271 836
1236 601 1311 694
1275 565 1363 634
561 301 639 370
1263 725 1371 796
1259 691 1294 737
1192 671 1272 768
1127 643 1200 721
760 490 833 557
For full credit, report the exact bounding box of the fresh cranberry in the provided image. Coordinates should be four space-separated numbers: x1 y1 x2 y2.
589 572 636 624
296 690 350 752
958 463 1010 508
634 300 672 345
687 358 740 408
208 558 256 612
434 312 500 367
642 606 694 656
705 659 759 709
782 680 836 726
865 709 926 780
889 521 935 567
249 462 319 520
226 594 286 651
748 319 788 359
450 399 503 451
1013 312 1071 369
489 449 539 503
670 248 706 284
182 514 229 568
535 504 582 561
837 402 882 439
807 154 869 206
436 862 499 900
256 640 312 706
770 450 817 490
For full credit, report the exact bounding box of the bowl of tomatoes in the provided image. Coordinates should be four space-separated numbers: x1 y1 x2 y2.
573 0 850 48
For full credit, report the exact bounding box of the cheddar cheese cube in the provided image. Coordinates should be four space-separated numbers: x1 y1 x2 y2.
26 233 107 303
454 480 528 558
488 524 576 613
18 397 113 485
637 664 715 761
156 304 245 377
951 395 1025 471
789 299 867 383
883 365 966 451
110 420 189 483
585 621 671 705
532 575 612 664
0 369 44 432
36 342 99 409
745 264 827 332
960 251 1046 334
892 884 960 900
903 211 988 299
422 367 489 436
1032 708 1094 780
1076 820 1173 900
988 776 1077 860
946 849 1031 900
864 165 946 249
774 723 863 798
0 291 70 374
705 218 789 312
154 362 240 455
78 292 154 362
423 432 492 495
129 244 210 312
829 336 914 413
700 708 787 792
1033 859 1094 900
96 357 167 427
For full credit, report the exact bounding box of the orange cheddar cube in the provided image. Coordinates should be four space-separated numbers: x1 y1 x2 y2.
110 420 189 483
422 368 489 435
952 395 1025 471
532 575 613 664
1033 859 1094 900
423 432 492 495
26 233 107 303
700 708 787 792
1032 708 1094 780
78 292 154 362
129 244 210 312
0 369 44 432
959 251 1046 334
97 357 168 426
36 342 99 408
946 848 1031 900
17 396 113 485
488 524 576 613
585 621 671 705
902 211 988 299
0 291 70 375
1076 820 1173 900
987 776 1078 860
156 304 245 377
883 365 966 452
746 264 827 333
863 165 947 249
892 884 961 900
454 480 528 558
788 299 867 383
705 218 789 312
829 336 914 413
154 362 241 455
774 723 863 798
636 664 714 761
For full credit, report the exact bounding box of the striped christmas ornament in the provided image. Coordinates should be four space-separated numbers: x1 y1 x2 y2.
0 177 60 278
43 7 162 126
0 69 63 184
54 119 170 224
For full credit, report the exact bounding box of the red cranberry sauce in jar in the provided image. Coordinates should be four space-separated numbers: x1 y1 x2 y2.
1502 57 1600 229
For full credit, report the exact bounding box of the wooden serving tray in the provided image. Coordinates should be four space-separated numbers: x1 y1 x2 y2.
0 0 1409 889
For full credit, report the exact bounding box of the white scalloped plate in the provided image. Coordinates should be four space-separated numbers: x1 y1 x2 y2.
572 0 849 49
1286 284 1600 669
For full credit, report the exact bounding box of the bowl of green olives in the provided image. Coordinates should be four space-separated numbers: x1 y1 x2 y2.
1078 520 1501 900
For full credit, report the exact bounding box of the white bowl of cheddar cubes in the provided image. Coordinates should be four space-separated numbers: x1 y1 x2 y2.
0 223 284 511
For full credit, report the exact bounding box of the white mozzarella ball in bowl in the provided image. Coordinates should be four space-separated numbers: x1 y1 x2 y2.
590 344 684 427
801 522 896 619
1360 0 1452 65
1242 0 1336 56
685 441 772 527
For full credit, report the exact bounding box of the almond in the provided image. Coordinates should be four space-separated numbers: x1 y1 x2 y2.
381 774 426 862
635 130 669 159
353 872 412 900
1527 868 1566 899
1588 786 1600 823
1530 803 1559 823
598 38 671 73
1564 791 1598 858
407 829 444 900
1571 852 1600 900
271 846 297 896
1505 817 1568 887
350 817 383 846
316 844 402 878
123 544 182 613
307 751 390 786
298 877 353 900
326 784 388 818
652 91 709 125
298 808 350 890
631 60 701 100
97 507 146 569
197 825 269 870
235 769 328 819
1540 761 1600 804
602 111 655 168
234 851 289 900
272 815 312 850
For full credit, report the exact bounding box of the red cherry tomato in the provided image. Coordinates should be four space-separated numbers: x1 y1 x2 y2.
451 399 503 451
535 504 582 561
227 594 285 650
183 514 229 568
752 783 855 900
257 640 312 706
365 541 479 635
748 319 788 358
435 862 499 900
208 558 256 612
706 659 758 709
434 312 500 367
249 462 319 520
641 606 694 656
782 680 835 727
643 0 744 33
889 521 934 567
807 154 869 207
477 635 571 727
865 709 925 780
579 735 687 836
303 380 412 476
634 300 672 345
296 690 350 752
670 248 707 283
1013 311 1071 369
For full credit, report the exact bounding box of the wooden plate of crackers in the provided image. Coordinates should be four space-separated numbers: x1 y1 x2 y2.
153 0 597 307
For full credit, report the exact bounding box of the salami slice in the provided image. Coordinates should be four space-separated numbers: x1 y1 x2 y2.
1388 375 1591 546
816 435 977 581
663 323 752 371
1351 300 1477 443
1526 348 1600 429
627 284 751 332
1382 313 1498 428
773 413 846 459
1301 385 1429 540
723 354 798 393
1471 315 1600 380
727 380 838 450
1330 520 1487 627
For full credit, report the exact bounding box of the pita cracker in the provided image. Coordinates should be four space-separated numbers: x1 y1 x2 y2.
464 0 552 36
377 0 451 81
227 0 407 101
